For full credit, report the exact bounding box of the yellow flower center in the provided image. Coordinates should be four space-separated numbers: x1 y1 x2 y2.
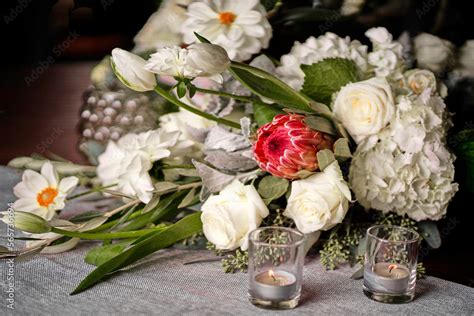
37 187 58 207
219 11 236 25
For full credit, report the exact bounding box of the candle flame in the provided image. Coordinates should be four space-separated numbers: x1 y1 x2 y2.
268 269 277 281
388 264 397 273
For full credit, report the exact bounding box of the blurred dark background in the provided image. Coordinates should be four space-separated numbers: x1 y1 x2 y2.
0 0 473 286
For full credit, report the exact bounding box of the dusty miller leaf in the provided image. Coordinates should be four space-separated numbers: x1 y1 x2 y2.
204 126 251 152
192 160 236 193
205 149 257 172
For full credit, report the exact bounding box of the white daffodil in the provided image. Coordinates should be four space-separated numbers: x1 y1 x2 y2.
12 162 78 220
181 0 272 62
145 44 229 83
111 48 157 92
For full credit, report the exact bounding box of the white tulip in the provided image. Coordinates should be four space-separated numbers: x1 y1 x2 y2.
201 180 269 250
186 43 230 83
284 161 351 234
111 48 157 92
333 77 395 143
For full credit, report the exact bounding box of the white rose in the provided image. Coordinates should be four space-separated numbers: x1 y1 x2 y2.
414 33 454 73
404 69 437 95
284 161 351 234
201 180 269 250
333 77 395 143
111 48 156 92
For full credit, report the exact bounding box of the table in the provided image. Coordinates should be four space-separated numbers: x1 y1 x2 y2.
1 245 473 315
0 166 473 315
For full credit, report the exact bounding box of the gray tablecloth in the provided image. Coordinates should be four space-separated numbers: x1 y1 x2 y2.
1 242 473 315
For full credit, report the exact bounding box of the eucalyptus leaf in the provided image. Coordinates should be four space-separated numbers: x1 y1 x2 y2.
418 221 441 249
85 241 131 266
304 116 337 135
301 58 360 105
258 176 289 201
229 61 312 111
317 149 336 170
71 212 203 294
334 138 352 161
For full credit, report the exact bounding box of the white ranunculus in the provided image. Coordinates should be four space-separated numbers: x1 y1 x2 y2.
333 77 395 143
414 33 454 74
201 180 269 250
284 161 351 234
350 94 458 221
404 69 437 95
145 45 228 83
181 0 272 62
276 32 369 90
111 48 156 92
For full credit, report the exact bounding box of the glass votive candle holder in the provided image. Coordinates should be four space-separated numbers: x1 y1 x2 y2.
363 225 420 304
248 227 305 310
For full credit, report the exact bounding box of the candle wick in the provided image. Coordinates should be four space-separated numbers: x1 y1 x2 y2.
388 264 397 273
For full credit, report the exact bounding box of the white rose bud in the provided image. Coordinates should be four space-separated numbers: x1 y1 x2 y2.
284 161 351 234
201 180 269 250
404 69 437 95
414 33 454 74
333 77 395 143
186 43 230 84
111 48 157 92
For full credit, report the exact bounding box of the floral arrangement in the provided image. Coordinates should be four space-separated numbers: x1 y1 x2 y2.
3 0 473 294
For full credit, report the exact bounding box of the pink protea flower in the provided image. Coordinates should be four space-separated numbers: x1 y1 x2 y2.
254 114 334 179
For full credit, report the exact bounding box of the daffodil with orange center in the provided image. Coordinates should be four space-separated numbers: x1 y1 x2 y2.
13 162 79 220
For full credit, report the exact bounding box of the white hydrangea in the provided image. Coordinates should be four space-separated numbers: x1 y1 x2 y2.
349 92 458 221
365 27 405 79
275 32 369 90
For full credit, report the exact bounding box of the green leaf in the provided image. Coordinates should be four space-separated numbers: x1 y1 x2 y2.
317 149 335 170
301 58 360 105
260 0 278 11
142 194 161 214
71 212 203 295
418 221 441 249
194 32 211 44
178 188 198 209
85 241 131 266
307 101 333 117
253 102 284 126
69 211 104 223
229 62 312 111
334 138 352 161
121 190 188 231
258 176 289 202
304 116 337 136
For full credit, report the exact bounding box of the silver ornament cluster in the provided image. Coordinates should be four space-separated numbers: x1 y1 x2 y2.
80 87 158 144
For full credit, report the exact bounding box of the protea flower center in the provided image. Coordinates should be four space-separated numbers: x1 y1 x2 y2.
254 114 334 179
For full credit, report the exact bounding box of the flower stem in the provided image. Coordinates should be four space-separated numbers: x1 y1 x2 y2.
67 184 117 201
161 164 195 169
50 225 168 240
194 87 254 103
153 85 240 129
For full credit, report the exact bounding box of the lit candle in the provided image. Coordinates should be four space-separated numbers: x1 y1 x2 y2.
364 262 410 294
252 270 297 301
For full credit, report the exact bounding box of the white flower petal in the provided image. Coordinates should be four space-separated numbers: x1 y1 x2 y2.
41 162 59 187
58 176 79 194
22 170 48 193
